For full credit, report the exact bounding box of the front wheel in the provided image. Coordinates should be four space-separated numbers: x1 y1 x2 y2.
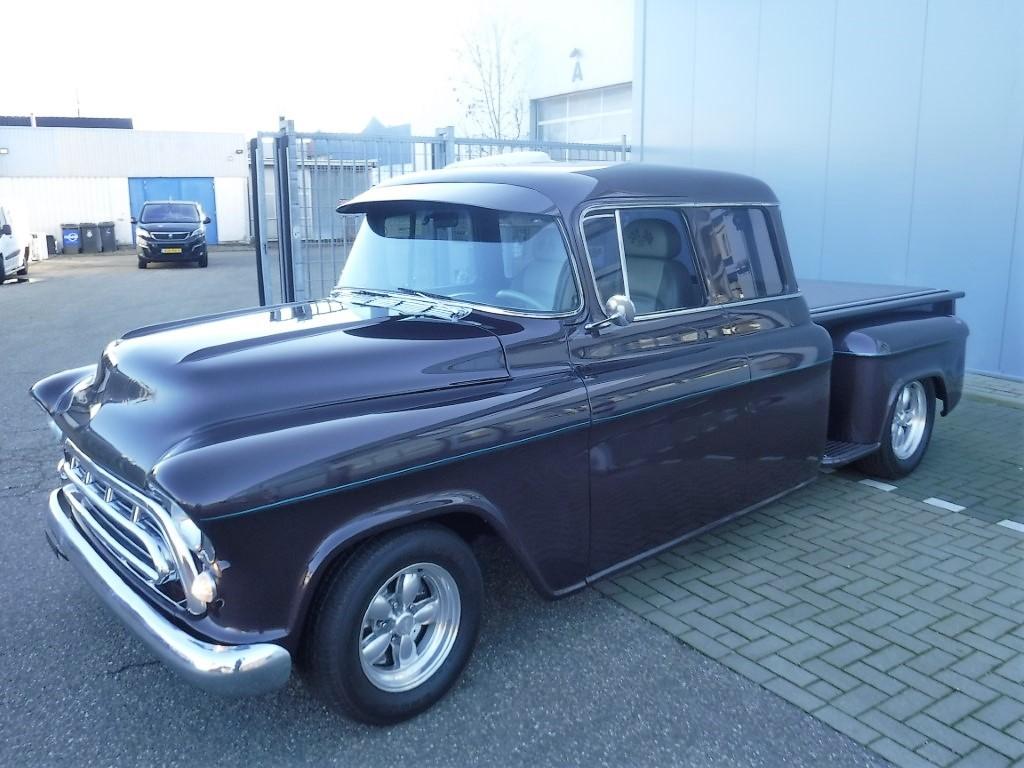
857 378 935 479
308 525 482 724
16 248 29 276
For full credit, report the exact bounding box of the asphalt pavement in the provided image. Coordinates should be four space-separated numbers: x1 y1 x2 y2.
0 250 886 767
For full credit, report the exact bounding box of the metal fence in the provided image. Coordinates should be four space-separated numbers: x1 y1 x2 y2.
251 120 630 305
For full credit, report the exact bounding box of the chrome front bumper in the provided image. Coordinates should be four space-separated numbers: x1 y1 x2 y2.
45 488 291 696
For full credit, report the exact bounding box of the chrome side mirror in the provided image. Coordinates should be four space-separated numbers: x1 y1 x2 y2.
585 294 636 333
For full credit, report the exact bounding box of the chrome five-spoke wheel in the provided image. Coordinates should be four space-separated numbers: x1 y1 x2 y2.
858 377 936 479
309 524 482 724
890 381 928 460
359 563 461 692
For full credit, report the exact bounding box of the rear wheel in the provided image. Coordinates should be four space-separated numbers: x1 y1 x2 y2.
308 525 482 724
16 247 29 276
857 378 935 479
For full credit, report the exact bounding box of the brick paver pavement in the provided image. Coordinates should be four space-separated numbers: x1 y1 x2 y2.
838 396 1023 526
599 391 1024 767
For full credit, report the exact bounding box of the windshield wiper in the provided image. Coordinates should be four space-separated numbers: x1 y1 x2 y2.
331 286 471 321
390 287 468 306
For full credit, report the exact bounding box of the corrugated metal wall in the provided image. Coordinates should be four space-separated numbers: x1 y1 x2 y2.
0 127 248 178
634 0 1024 378
0 177 132 244
0 127 251 246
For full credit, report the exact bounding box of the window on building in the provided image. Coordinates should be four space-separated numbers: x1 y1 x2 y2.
686 207 785 303
533 83 632 145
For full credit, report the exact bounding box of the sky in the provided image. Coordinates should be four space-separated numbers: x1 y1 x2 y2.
5 0 579 136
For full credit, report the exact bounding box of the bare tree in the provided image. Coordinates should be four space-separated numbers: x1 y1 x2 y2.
454 22 526 141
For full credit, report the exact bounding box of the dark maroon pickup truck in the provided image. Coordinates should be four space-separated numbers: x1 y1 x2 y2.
33 163 968 723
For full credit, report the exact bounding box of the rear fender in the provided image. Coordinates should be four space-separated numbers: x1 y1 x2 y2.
826 315 968 444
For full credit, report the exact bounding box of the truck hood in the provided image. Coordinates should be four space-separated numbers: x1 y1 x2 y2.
33 301 509 488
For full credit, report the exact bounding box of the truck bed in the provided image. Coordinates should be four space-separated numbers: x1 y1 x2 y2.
802 279 964 325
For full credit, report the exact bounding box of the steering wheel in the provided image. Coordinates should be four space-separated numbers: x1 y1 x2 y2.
494 289 548 312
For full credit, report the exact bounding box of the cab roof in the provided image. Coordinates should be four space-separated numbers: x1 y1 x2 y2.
339 162 778 218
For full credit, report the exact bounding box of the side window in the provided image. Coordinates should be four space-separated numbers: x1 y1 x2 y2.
686 207 785 303
583 207 705 315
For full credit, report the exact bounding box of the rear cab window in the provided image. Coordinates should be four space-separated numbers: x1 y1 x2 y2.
685 207 785 304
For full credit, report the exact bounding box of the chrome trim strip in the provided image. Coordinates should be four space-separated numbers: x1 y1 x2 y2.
46 490 292 696
630 292 804 322
63 441 205 614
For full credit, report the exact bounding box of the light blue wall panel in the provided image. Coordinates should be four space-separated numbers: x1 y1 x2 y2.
904 0 1024 374
1004 171 1024 376
820 0 927 285
635 0 1024 377
689 1 761 173
753 0 836 278
635 0 698 165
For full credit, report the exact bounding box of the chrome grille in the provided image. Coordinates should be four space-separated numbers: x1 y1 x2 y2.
60 442 201 612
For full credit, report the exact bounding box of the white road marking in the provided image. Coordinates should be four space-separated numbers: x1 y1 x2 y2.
997 520 1024 534
923 497 967 513
859 479 896 492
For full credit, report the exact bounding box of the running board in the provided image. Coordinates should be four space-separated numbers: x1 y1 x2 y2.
821 439 879 468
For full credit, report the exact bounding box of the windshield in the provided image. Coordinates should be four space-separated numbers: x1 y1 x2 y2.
140 203 200 224
335 204 579 314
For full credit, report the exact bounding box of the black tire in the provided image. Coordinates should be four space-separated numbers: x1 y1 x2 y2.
198 257 208 268
137 259 148 269
16 248 29 276
857 378 936 480
308 524 482 724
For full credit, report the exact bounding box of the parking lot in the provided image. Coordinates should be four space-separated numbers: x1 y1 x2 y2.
1 250 1021 768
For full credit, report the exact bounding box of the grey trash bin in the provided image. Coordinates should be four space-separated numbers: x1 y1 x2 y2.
99 222 116 252
80 223 101 253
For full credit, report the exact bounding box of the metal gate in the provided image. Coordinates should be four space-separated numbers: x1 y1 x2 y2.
250 119 630 305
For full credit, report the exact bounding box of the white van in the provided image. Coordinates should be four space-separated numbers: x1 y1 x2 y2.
0 205 29 283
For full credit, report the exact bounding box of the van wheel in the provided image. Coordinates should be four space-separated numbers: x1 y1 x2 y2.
17 248 29 276
857 379 935 480
137 259 147 269
308 524 482 724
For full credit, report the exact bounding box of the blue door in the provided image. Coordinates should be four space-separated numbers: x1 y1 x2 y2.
128 177 219 244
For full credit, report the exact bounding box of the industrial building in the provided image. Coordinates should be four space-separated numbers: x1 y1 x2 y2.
0 122 250 247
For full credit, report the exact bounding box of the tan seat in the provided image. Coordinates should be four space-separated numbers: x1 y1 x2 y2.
620 218 699 313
